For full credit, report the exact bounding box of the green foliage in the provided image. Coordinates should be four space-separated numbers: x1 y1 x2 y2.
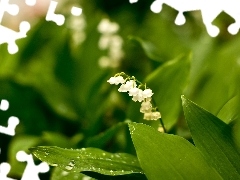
1 1 240 179
145 54 191 130
29 146 145 179
128 36 164 62
30 97 240 179
128 122 221 180
182 95 240 179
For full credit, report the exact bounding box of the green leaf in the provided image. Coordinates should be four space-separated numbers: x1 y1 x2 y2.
129 122 221 180
145 54 191 129
217 95 240 124
30 146 145 178
182 95 240 179
129 36 164 62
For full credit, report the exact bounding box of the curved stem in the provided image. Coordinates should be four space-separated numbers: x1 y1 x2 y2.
159 117 167 133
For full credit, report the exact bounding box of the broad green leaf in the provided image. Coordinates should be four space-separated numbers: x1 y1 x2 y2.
182 95 240 179
188 34 240 115
217 95 240 124
129 122 221 180
30 146 145 178
145 54 191 129
129 36 164 62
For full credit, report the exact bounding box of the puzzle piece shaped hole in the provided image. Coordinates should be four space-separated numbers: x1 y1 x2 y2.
0 99 9 111
0 162 16 180
16 151 49 180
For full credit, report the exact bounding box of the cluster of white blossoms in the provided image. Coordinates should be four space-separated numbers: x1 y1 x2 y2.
66 2 86 47
67 14 86 46
97 18 124 68
107 73 161 121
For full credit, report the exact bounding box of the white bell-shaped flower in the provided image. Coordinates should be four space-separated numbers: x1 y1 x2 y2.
128 87 140 96
151 111 161 120
142 89 154 98
140 101 152 113
107 76 125 85
132 89 144 102
143 112 152 120
118 80 136 92
143 111 161 120
98 19 119 34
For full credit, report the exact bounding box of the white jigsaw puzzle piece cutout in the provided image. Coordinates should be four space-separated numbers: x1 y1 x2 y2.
0 0 82 54
0 21 30 54
129 0 138 4
25 0 37 6
0 0 33 54
0 162 17 180
147 0 240 37
0 99 9 111
0 0 19 22
16 151 49 180
46 1 82 26
0 99 20 136
0 116 20 136
46 0 65 26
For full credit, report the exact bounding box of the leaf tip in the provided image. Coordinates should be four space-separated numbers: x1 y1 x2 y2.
128 122 134 131
181 95 187 104
128 122 140 135
28 147 36 153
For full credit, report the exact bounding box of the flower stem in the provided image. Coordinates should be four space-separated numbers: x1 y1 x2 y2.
159 117 167 133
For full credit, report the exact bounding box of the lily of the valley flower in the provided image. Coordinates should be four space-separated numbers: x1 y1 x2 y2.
144 111 161 121
118 80 136 92
140 100 152 113
98 18 124 68
142 89 153 98
107 73 161 121
107 76 125 85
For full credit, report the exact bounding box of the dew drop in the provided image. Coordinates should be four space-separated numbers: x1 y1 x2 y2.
130 126 136 134
65 165 73 171
61 171 69 176
50 163 58 166
65 160 75 171
115 154 120 158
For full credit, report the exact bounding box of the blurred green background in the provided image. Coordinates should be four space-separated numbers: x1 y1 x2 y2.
0 0 239 179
